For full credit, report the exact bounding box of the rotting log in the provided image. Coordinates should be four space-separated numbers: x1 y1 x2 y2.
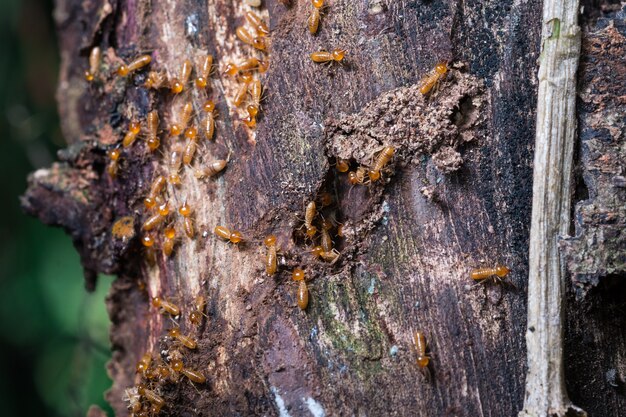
20 0 626 416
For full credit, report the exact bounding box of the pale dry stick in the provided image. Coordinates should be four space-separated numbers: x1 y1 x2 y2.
518 0 586 416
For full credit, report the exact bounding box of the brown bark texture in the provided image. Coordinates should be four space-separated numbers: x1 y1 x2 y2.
20 0 625 416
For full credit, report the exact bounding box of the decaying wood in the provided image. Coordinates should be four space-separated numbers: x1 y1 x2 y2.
20 0 626 416
519 0 585 415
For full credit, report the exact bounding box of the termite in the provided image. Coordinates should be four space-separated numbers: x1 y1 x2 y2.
304 201 318 237
141 234 155 247
136 352 152 374
336 158 350 173
179 201 195 239
413 331 431 376
311 49 346 64
168 327 197 349
419 61 449 95
107 148 121 177
194 159 228 179
142 201 168 231
137 384 165 410
292 268 308 310
117 54 151 77
237 57 269 74
162 226 176 257
170 59 193 94
264 235 278 276
170 101 194 137
368 146 395 181
145 71 167 89
122 121 141 148
236 26 267 51
320 227 333 253
203 100 216 140
182 127 199 165
189 295 207 326
84 46 101 81
233 80 250 107
148 175 167 199
145 110 160 152
152 296 180 316
470 265 511 283
245 11 270 35
214 226 243 243
168 143 184 178
348 169 366 185
195 54 213 89
170 358 206 383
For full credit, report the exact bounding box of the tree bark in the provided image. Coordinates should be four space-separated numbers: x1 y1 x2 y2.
21 0 625 416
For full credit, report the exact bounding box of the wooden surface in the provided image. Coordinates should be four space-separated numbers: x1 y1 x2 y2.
20 0 625 416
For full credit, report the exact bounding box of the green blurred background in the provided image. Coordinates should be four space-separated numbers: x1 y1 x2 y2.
0 0 113 416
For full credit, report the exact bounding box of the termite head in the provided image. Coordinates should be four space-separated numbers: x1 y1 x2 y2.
495 265 510 277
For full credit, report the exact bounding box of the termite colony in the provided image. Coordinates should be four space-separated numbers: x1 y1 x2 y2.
82 5 271 414
81 0 495 404
122 295 208 416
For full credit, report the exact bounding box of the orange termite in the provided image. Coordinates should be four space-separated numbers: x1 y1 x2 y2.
170 358 206 383
170 101 194 137
233 80 250 107
419 62 449 95
152 296 180 316
470 265 511 282
336 158 349 173
308 9 320 34
320 227 333 253
168 327 197 349
245 11 270 35
236 57 268 74
171 59 193 94
312 0 324 7
214 226 243 243
189 295 207 326
194 160 228 179
236 26 267 51
145 71 167 89
223 62 239 77
107 148 121 177
84 46 101 81
203 100 216 140
117 54 151 77
122 121 141 148
195 54 213 89
136 352 152 374
413 331 431 371
292 268 308 310
264 235 278 276
304 201 317 237
168 143 184 177
249 79 262 109
179 201 195 239
137 384 165 410
162 226 176 257
348 169 366 185
141 234 155 248
311 49 346 64
182 127 199 165
148 175 167 199
368 146 395 181
145 110 160 151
